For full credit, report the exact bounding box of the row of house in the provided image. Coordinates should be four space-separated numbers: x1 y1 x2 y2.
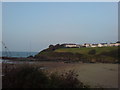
63 41 120 48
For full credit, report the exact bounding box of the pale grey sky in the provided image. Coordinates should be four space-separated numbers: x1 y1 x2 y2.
2 2 118 52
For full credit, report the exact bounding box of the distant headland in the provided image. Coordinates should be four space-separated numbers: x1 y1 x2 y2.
34 41 120 63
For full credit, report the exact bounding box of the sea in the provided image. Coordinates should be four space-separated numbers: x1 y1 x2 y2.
0 51 38 63
0 51 38 57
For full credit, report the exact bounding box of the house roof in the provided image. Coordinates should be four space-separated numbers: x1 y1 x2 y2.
84 43 90 45
110 43 116 44
116 41 120 43
92 44 98 45
100 43 107 45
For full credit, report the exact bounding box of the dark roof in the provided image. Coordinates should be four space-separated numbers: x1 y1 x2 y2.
92 44 98 45
84 43 90 45
110 43 116 44
116 41 120 43
100 43 107 45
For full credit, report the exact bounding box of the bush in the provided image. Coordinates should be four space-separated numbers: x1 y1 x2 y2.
99 50 118 58
3 64 89 88
3 64 49 88
88 49 96 55
48 70 87 88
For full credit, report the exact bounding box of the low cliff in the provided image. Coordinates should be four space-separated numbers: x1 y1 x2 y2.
35 44 120 63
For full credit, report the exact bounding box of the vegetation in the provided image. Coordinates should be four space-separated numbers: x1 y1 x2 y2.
35 45 119 63
2 64 89 88
54 47 118 55
88 49 96 55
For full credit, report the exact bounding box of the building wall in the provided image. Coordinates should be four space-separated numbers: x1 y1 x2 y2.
98 44 103 47
65 44 77 48
91 45 97 47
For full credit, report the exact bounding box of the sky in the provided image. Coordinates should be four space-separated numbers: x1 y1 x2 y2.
2 2 118 52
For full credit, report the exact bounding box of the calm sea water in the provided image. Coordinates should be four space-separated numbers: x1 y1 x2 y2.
0 51 38 58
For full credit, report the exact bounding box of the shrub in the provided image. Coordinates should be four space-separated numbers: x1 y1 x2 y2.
99 50 118 58
3 64 49 88
88 49 96 55
48 70 87 88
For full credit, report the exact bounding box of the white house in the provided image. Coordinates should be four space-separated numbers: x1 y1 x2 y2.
64 44 77 48
101 41 120 47
109 43 116 47
83 43 91 47
115 41 120 46
98 43 103 47
100 43 108 47
91 44 98 47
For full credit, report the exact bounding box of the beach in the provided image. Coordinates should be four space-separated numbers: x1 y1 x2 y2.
2 60 118 88
4 61 118 88
38 62 118 88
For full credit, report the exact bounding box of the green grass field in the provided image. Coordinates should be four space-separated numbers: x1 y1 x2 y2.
54 46 118 55
35 46 119 63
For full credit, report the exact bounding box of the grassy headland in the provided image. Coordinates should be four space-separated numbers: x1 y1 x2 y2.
55 47 117 55
35 45 120 63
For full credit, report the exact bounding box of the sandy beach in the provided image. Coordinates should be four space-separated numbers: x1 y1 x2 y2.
2 61 118 88
24 61 118 88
